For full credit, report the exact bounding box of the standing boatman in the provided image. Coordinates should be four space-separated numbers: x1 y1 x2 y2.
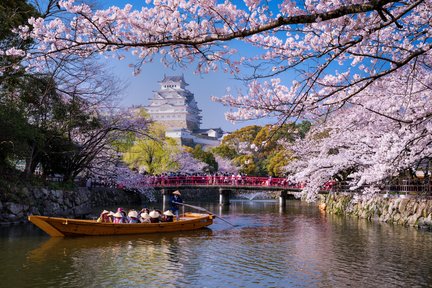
170 190 183 221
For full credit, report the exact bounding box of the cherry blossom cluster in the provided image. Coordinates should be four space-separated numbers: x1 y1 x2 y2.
286 63 432 199
17 0 430 79
11 0 432 198
18 0 245 74
173 151 208 174
114 166 157 202
215 155 239 174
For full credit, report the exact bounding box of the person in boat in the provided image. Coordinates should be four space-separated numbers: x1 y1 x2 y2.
117 207 128 223
107 211 115 222
140 212 151 223
162 210 174 222
128 210 140 223
139 208 150 216
170 190 183 221
149 210 160 223
113 211 125 223
97 210 111 223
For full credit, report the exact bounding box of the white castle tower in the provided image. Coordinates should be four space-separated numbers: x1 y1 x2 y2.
145 75 202 131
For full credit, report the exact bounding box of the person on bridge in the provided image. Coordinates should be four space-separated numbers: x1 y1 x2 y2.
170 190 183 221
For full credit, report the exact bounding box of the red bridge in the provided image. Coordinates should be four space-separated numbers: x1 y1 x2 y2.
140 175 309 206
113 176 431 206
144 175 312 191
139 176 429 194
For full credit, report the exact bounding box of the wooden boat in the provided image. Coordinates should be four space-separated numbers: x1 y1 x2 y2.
28 212 213 237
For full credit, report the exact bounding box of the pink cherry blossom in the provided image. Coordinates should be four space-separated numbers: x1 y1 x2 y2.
8 0 432 199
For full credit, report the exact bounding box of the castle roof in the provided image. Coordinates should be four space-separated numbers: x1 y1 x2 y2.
195 128 224 133
159 74 188 86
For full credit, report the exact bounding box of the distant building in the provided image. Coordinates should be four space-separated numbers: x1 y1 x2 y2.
143 75 227 147
146 75 202 131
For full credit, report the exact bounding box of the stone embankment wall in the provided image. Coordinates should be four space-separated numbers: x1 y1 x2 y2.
319 193 432 230
0 186 141 224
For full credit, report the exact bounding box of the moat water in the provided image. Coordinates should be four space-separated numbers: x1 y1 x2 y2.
1 200 431 287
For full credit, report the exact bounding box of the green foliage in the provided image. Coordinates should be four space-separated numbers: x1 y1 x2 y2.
215 125 261 157
296 121 312 138
213 122 311 176
0 1 147 185
0 0 39 81
1 70 104 179
0 1 42 174
39 135 79 176
0 0 38 43
266 150 294 177
212 144 237 160
46 180 75 190
111 132 136 153
0 103 33 169
233 154 257 175
122 124 179 175
111 109 151 153
185 145 218 173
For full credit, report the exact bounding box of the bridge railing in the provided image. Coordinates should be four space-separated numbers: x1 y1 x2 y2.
141 176 432 195
143 176 305 189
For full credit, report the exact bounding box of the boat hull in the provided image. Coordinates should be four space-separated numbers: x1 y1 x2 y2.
28 213 213 237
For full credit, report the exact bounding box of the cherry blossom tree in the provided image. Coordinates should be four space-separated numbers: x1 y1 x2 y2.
8 0 432 197
286 63 432 200
118 167 158 201
121 121 180 175
57 107 151 181
215 155 239 174
174 151 208 174
18 1 428 97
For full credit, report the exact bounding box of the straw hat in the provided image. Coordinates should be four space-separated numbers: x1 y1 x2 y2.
113 212 123 218
163 210 174 216
172 190 181 195
141 212 150 219
101 210 109 215
128 210 138 218
149 210 160 218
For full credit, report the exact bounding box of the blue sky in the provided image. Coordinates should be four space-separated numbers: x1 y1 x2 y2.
86 0 361 131
104 56 268 132
99 0 283 132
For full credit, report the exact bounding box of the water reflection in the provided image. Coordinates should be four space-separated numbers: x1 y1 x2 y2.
21 229 214 287
27 229 213 262
1 200 432 287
